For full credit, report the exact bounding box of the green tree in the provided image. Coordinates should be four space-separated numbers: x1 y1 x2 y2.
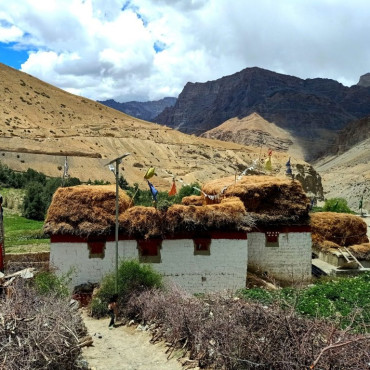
323 197 353 213
23 182 47 220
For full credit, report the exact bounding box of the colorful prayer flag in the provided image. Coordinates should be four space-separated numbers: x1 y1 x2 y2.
265 157 272 171
144 167 156 179
147 180 158 201
168 180 177 196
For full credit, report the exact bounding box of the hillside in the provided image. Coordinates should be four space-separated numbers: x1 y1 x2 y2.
0 63 310 192
155 67 370 160
314 115 370 212
201 112 299 154
98 97 176 122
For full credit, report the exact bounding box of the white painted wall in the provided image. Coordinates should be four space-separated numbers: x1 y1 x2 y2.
50 240 138 288
50 238 248 293
248 232 312 282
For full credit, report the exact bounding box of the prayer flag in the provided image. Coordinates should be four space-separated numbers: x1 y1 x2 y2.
147 180 158 201
265 157 272 171
168 180 177 196
144 167 156 179
359 195 363 210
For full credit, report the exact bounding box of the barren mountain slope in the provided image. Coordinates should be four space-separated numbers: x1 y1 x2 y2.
201 112 304 158
315 136 370 211
0 63 300 190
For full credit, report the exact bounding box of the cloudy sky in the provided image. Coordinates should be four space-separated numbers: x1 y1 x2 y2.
0 0 369 102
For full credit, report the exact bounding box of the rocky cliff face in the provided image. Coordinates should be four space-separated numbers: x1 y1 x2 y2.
357 73 370 87
155 67 370 159
332 115 370 155
99 97 176 121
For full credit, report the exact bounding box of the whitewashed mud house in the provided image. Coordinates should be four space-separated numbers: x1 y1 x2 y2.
44 176 312 293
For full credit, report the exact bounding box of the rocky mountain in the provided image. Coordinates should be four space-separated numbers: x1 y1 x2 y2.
155 67 370 160
98 97 176 122
201 112 295 153
357 73 370 87
1 62 318 195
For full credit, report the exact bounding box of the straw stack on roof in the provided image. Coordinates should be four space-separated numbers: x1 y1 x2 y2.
44 185 131 237
202 175 310 225
349 243 370 260
181 195 204 206
310 212 368 249
119 197 253 239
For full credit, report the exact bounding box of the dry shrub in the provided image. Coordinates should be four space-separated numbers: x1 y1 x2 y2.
181 195 204 206
202 175 310 223
311 212 369 249
126 285 370 370
0 279 87 370
349 243 370 260
44 185 131 237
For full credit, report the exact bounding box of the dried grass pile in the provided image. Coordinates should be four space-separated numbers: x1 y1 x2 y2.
166 197 253 235
119 197 253 238
202 175 310 225
349 243 370 260
311 212 369 250
119 206 163 239
44 185 131 237
181 195 204 206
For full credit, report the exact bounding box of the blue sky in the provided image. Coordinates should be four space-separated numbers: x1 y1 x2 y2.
0 0 369 102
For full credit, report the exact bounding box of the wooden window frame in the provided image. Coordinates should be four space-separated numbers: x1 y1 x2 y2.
265 231 279 247
137 239 162 263
88 241 106 259
193 238 211 256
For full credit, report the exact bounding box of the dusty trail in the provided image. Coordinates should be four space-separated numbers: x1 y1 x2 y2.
81 311 184 370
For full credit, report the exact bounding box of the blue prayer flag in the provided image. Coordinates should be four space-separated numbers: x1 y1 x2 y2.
147 180 158 201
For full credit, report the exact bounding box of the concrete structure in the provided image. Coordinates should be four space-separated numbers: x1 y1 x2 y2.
50 233 248 293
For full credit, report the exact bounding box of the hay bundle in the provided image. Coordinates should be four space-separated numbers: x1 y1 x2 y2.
44 185 131 237
119 206 164 238
202 176 310 224
349 243 370 260
181 195 204 206
165 197 253 235
311 212 369 249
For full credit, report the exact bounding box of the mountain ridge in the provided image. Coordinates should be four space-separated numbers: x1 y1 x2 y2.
154 67 370 160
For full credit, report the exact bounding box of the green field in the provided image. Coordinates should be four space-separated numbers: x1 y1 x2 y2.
3 211 50 253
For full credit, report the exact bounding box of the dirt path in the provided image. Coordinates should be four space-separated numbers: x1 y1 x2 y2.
81 311 184 370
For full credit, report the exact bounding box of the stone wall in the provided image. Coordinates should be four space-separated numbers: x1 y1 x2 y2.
50 237 248 293
248 231 312 282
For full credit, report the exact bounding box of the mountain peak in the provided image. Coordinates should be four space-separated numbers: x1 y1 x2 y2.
357 73 370 87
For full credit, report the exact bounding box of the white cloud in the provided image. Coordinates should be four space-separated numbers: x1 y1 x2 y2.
0 0 369 102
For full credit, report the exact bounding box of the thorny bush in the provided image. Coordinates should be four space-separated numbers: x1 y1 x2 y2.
0 278 87 370
126 284 370 370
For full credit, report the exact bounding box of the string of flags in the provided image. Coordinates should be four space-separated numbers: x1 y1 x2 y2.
144 152 295 203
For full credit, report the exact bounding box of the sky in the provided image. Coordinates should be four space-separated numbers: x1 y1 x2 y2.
0 0 369 102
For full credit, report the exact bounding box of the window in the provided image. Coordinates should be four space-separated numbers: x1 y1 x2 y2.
137 239 162 263
88 241 106 258
265 231 279 247
193 238 211 255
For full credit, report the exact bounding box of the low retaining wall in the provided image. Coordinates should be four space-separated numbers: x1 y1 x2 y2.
5 252 50 269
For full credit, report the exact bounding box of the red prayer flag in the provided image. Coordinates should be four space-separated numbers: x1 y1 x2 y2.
168 181 177 196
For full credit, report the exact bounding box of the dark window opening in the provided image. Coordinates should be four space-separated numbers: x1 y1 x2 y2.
88 241 106 258
193 238 211 255
137 239 162 263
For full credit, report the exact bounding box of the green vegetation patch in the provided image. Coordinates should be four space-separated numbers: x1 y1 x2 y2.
3 213 49 253
239 273 370 332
